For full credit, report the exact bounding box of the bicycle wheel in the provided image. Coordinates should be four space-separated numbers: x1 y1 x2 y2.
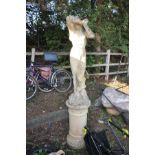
26 74 38 101
52 69 72 93
38 78 54 93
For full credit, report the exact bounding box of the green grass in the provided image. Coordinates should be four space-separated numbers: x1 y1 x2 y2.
32 149 48 155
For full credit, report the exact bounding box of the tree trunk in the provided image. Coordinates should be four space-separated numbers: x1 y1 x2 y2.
95 33 101 75
39 0 47 11
94 0 104 76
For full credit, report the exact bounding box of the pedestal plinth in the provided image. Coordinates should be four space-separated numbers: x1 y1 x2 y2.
66 90 90 149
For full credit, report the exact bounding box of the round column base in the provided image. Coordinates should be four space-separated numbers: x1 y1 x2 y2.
66 90 90 149
67 134 85 149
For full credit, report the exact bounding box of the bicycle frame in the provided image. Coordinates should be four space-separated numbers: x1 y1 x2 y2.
26 51 72 99
27 62 58 87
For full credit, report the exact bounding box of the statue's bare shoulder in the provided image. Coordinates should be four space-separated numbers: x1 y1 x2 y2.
66 16 83 31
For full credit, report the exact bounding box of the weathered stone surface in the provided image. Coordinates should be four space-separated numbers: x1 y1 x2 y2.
67 89 91 106
102 87 129 113
66 15 95 93
67 134 85 149
66 15 94 149
66 98 90 149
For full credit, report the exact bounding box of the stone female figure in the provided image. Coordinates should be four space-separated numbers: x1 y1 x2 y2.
66 16 95 94
66 16 95 148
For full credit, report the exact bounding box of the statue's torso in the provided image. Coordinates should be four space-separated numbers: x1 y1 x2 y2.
69 30 86 62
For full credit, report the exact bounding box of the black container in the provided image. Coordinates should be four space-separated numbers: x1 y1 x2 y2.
84 127 124 155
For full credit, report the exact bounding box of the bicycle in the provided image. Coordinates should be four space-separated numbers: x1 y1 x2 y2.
26 51 72 101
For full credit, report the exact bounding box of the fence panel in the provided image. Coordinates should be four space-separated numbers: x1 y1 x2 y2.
26 48 128 81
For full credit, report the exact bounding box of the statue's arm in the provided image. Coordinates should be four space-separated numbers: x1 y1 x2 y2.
82 19 95 39
66 16 95 38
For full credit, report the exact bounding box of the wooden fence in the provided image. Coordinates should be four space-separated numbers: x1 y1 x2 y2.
26 48 128 81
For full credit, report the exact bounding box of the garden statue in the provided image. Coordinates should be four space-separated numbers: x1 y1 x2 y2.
66 15 95 149
66 15 95 105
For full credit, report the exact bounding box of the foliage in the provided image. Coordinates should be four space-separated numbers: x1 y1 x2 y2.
32 149 48 155
87 0 129 53
26 0 128 53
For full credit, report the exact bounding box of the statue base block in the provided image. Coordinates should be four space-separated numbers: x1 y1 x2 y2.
66 89 90 149
67 134 85 149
